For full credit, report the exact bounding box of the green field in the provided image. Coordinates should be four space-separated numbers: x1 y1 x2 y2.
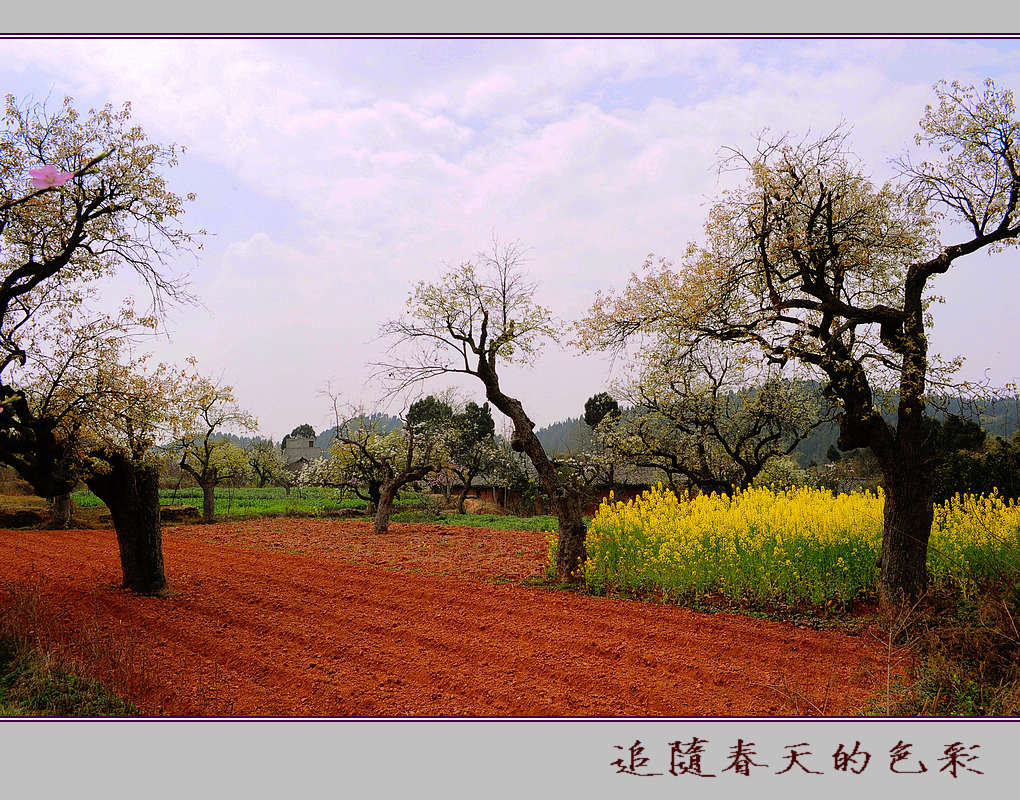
388 510 560 532
72 486 370 517
71 487 561 531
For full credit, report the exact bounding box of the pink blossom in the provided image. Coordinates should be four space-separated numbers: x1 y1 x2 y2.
29 165 75 189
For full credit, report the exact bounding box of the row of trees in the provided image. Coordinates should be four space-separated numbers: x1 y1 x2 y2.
2 79 1018 612
374 79 1020 610
296 394 519 532
0 95 204 594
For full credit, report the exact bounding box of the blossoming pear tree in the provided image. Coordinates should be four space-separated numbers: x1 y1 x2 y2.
577 79 1020 610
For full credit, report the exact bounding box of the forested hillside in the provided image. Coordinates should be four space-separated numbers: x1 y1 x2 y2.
535 390 1020 463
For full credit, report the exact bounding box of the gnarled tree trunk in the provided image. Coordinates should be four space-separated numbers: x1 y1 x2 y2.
455 469 478 515
879 464 934 610
478 362 587 583
48 493 73 529
200 480 216 523
553 492 588 582
830 340 936 611
86 452 167 596
374 480 399 535
373 466 432 534
365 479 382 516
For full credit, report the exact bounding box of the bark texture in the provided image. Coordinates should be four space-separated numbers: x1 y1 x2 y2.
86 452 167 595
878 466 934 610
374 482 398 535
201 481 216 523
48 493 73 529
477 359 587 582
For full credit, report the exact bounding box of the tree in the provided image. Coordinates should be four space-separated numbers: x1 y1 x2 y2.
929 415 1020 502
0 94 198 384
485 430 538 513
584 392 620 429
581 392 621 494
448 401 500 514
301 396 447 533
0 94 198 591
172 380 257 523
0 304 121 527
288 423 316 440
0 307 200 594
579 79 1020 609
406 394 454 437
378 239 588 582
247 438 288 488
601 347 825 494
931 413 986 455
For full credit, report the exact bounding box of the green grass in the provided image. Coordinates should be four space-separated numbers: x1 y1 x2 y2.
390 511 562 532
0 635 137 717
72 487 566 531
71 486 431 518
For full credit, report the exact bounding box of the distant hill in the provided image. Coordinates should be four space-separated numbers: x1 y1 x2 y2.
535 416 595 456
198 413 405 452
197 432 266 449
794 393 1020 466
314 413 403 449
533 389 1020 463
228 393 1019 461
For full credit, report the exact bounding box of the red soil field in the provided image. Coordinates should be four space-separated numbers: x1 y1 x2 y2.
0 520 906 716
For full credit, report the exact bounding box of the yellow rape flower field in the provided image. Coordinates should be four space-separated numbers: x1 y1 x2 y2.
580 485 1020 609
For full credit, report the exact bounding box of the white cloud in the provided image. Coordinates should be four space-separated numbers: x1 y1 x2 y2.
1 38 1018 435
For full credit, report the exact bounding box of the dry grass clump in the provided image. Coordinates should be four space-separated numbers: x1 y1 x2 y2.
889 575 1020 716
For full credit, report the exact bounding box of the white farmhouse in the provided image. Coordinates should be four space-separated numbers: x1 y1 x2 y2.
282 434 323 467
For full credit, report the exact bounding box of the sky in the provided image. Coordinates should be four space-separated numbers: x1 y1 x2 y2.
2 37 1019 440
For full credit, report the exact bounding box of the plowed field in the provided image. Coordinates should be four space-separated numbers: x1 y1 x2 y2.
0 520 903 716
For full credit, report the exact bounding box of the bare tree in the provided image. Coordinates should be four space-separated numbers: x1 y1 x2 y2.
604 345 827 494
1 95 198 383
377 239 588 582
0 94 199 578
0 307 201 594
172 379 257 523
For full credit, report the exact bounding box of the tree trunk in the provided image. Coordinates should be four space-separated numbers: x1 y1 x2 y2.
477 363 587 583
554 493 588 582
201 481 216 523
365 480 381 515
374 481 398 534
85 453 167 596
878 461 934 611
456 471 476 515
48 493 73 529
456 484 469 515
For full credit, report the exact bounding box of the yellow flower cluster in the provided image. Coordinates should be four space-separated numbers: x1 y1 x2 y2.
930 491 1020 592
582 484 1020 606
